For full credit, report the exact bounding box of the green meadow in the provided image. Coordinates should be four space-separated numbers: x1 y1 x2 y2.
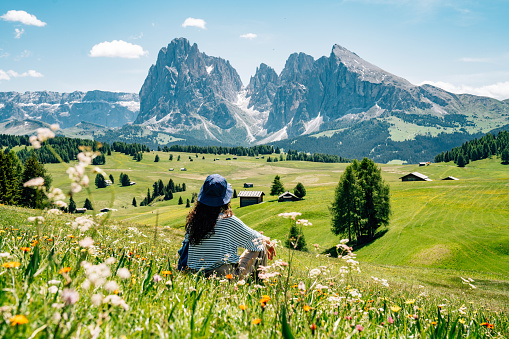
45 151 509 276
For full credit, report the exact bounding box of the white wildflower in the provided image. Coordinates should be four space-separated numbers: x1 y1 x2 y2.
36 128 55 142
91 294 103 307
61 288 79 305
48 279 60 285
54 200 67 208
50 124 60 131
278 212 302 220
79 237 94 248
23 177 45 188
47 209 62 215
104 280 119 293
103 295 129 311
0 252 11 258
48 286 59 294
105 257 116 265
309 268 321 278
340 239 349 244
117 268 131 280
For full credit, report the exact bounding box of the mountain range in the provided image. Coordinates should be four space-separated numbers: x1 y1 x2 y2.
1 37 509 163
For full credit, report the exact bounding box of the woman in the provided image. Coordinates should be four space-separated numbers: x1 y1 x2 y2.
185 174 275 278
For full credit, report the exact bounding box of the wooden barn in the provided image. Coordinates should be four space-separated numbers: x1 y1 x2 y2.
399 172 432 182
238 191 265 207
244 183 254 188
278 191 301 202
442 176 459 180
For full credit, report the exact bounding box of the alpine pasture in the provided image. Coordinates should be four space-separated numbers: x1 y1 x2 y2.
1 149 508 337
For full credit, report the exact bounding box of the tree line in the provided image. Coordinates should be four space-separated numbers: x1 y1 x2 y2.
434 131 509 166
0 134 111 164
0 150 52 208
161 144 278 156
285 149 350 163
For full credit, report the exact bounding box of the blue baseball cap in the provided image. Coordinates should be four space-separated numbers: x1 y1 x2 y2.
197 174 233 207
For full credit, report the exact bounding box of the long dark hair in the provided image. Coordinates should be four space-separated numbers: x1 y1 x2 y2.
185 201 232 245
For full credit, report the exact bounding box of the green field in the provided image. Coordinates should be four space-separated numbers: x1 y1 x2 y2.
45 151 509 278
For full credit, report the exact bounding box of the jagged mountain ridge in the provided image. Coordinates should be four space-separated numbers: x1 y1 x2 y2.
0 90 139 129
136 38 509 148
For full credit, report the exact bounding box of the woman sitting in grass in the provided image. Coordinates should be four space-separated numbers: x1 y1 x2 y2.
185 174 275 278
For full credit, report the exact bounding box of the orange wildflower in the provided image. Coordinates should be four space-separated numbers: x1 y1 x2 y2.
239 304 247 311
20 247 30 252
9 315 28 326
58 267 71 274
161 270 172 275
226 274 233 280
252 318 262 325
481 322 494 329
303 305 311 312
67 235 75 239
114 289 120 295
2 262 21 268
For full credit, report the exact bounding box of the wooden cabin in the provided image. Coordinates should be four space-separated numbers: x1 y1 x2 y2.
278 191 301 202
244 183 254 188
399 172 432 182
442 176 459 180
238 191 265 207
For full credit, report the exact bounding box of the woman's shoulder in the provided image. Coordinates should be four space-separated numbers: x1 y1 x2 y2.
217 214 242 224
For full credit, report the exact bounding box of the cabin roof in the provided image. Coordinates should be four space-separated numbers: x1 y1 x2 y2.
400 172 432 181
278 191 298 198
238 191 264 198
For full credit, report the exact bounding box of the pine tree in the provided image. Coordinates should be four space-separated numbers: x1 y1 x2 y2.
169 154 173 161
84 198 93 210
270 175 285 196
19 152 52 209
69 197 76 213
154 154 160 162
285 223 307 251
132 197 137 207
501 148 509 164
109 174 114 184
182 183 186 191
121 173 131 186
457 153 467 167
233 189 237 198
95 174 107 188
294 183 306 199
178 196 183 205
186 198 190 207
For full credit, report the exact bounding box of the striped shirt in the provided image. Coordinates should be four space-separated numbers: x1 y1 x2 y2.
187 215 264 272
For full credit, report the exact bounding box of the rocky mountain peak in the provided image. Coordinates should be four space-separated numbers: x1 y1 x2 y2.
279 53 314 82
246 63 279 112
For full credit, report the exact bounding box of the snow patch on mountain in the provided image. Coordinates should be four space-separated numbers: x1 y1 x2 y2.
206 65 214 74
303 113 323 135
117 100 140 112
257 126 288 144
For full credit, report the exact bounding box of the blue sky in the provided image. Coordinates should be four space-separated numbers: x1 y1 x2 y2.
1 0 508 99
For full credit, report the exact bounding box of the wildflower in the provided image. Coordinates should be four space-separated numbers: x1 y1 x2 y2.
161 270 172 275
480 322 494 329
91 294 103 306
20 247 30 252
260 295 271 307
340 239 349 244
104 281 119 293
36 127 55 142
54 200 68 208
2 262 21 268
309 268 321 278
23 177 45 188
27 216 45 224
79 237 94 248
103 295 129 311
61 288 79 305
226 274 233 280
388 316 394 324
278 212 302 220
50 124 60 131
303 305 311 312
48 280 61 285
153 274 162 283
355 325 363 332
29 135 41 149
9 315 28 326
0 252 10 258
117 268 131 280
310 323 317 334
252 318 262 325
390 305 401 313
236 280 246 286
48 286 59 294
431 321 437 325
47 209 62 215
405 299 415 305
239 304 247 311
315 284 329 290
105 257 116 265
58 267 71 274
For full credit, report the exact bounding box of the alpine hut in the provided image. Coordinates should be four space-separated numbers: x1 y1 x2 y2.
278 191 301 202
238 191 265 207
399 172 432 182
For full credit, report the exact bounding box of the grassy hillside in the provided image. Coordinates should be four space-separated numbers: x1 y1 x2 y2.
44 151 509 277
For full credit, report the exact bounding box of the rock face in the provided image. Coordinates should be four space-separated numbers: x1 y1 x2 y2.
0 90 139 128
136 38 244 136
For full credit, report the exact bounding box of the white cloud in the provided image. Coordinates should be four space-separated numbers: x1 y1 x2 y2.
14 28 25 39
89 40 148 59
421 80 509 101
182 17 206 29
1 10 46 27
240 33 257 40
130 32 143 40
0 69 43 81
